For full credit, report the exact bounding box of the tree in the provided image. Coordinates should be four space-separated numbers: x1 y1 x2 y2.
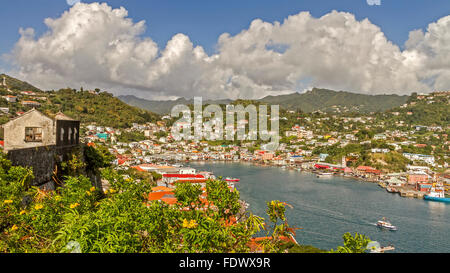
330 232 371 253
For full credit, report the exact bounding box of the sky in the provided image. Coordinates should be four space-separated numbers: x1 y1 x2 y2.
0 0 449 100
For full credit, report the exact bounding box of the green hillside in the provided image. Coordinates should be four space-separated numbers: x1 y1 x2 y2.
41 89 160 128
119 95 232 115
377 92 450 127
0 74 160 128
0 73 42 92
120 88 410 114
259 88 410 113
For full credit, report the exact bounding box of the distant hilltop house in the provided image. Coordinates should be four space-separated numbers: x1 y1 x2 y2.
21 100 41 107
3 95 17 103
1 109 80 151
21 91 37 96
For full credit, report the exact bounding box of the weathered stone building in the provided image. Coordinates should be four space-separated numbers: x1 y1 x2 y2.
1 109 81 188
2 109 79 151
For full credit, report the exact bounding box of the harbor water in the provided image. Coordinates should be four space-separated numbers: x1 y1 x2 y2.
189 161 450 253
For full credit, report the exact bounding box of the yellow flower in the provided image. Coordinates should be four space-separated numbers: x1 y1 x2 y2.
54 195 62 202
182 219 198 228
189 220 198 228
182 219 189 228
19 210 26 215
90 187 96 192
109 189 116 194
86 191 92 196
11 225 18 231
70 203 80 209
34 204 43 210
3 200 13 204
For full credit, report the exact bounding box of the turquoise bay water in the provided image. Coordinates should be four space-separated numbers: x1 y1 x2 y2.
189 162 450 253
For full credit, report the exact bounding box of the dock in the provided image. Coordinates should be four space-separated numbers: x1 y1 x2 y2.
399 189 426 199
379 246 395 253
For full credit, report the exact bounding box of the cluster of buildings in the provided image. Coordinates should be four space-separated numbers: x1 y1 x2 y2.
80 92 448 201
1 78 45 109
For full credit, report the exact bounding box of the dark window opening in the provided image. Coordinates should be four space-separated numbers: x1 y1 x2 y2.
25 127 43 142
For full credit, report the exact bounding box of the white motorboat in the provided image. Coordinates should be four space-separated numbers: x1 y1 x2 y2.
376 218 397 231
317 172 333 178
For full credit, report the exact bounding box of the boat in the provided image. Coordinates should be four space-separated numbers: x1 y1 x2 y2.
316 172 333 178
225 177 240 182
376 218 397 231
424 183 450 203
367 241 395 253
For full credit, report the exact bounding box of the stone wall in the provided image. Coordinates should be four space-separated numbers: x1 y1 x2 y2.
7 144 82 188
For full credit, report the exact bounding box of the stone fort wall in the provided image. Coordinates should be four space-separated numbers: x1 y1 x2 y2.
7 144 82 189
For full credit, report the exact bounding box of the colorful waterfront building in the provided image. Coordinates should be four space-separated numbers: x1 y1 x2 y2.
408 174 429 185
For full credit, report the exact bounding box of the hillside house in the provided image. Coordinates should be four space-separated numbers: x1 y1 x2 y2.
21 101 41 107
3 95 17 103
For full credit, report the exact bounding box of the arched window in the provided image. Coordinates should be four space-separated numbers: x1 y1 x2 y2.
74 128 78 143
68 128 72 142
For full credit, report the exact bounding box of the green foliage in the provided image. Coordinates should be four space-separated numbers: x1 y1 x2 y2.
281 242 324 253
41 89 159 128
151 172 162 181
0 156 289 253
117 131 147 143
0 74 41 93
206 179 241 219
174 182 203 210
84 145 114 172
0 154 367 253
329 232 371 253
60 152 86 177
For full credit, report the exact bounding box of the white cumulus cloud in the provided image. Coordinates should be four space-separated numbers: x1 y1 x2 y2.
7 3 450 99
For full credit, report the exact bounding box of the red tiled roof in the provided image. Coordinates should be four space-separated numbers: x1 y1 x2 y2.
131 166 146 172
148 191 174 201
152 186 173 192
163 174 205 178
248 236 296 252
356 166 375 171
173 179 208 184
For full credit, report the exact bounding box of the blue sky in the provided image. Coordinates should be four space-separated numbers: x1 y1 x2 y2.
1 1 449 98
0 0 449 57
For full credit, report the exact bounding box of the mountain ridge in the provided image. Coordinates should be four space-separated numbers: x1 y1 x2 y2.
119 88 410 115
